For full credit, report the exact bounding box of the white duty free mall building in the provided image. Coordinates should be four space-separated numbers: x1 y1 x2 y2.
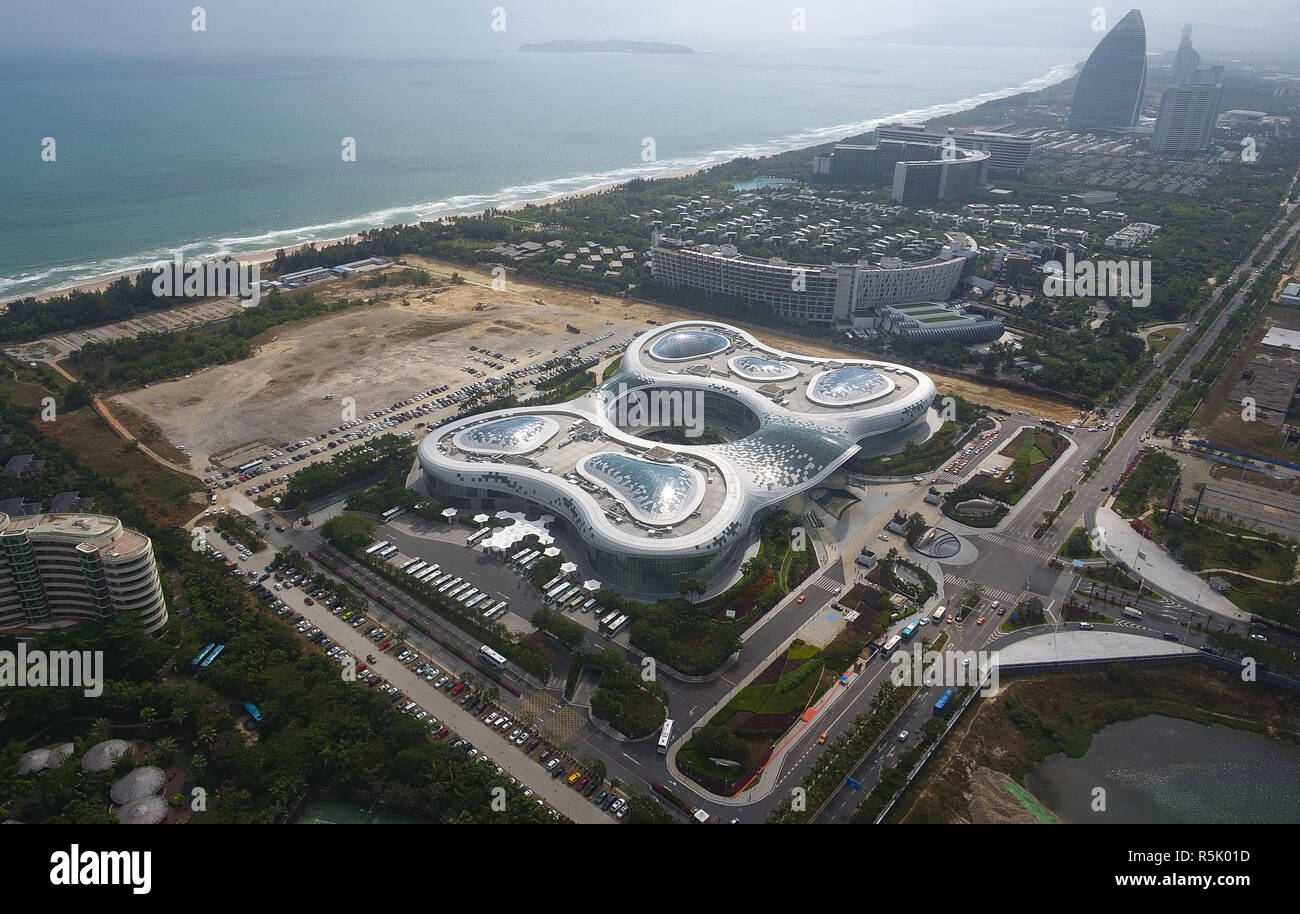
417 321 936 594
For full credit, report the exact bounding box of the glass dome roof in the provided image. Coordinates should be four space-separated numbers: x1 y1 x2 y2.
455 415 559 454
579 453 704 525
728 355 799 382
648 328 731 362
806 365 894 406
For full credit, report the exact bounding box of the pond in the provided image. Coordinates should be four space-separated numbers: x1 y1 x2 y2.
1027 714 1300 824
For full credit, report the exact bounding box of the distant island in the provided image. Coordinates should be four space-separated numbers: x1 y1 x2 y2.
518 40 694 54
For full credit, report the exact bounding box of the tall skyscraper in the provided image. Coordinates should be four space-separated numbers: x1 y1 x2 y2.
1152 82 1224 154
1069 9 1148 131
1172 24 1200 84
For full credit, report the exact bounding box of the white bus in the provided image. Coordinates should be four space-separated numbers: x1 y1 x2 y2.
510 548 530 564
598 610 619 630
520 554 541 572
565 591 587 611
381 506 406 522
657 718 674 755
478 645 507 670
377 545 399 560
466 527 490 546
439 577 463 593
416 564 442 582
605 614 629 637
930 604 947 625
580 598 597 613
405 561 427 576
430 573 454 588
882 634 902 655
541 574 564 592
546 583 572 604
447 583 471 599
1122 607 1143 620
465 594 489 610
365 540 390 555
458 588 481 604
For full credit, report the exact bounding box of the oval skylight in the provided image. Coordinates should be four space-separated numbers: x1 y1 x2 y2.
578 452 704 525
728 355 799 382
806 365 894 406
648 328 731 362
454 415 559 454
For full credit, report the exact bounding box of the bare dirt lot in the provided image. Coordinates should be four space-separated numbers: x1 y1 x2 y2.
113 257 1078 463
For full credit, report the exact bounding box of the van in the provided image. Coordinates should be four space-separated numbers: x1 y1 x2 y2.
1162 632 1180 642
1078 621 1094 630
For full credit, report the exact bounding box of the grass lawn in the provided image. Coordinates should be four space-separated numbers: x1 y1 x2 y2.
1148 516 1296 582
1215 574 1300 628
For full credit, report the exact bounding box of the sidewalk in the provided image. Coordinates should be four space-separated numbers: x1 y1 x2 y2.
1092 506 1244 621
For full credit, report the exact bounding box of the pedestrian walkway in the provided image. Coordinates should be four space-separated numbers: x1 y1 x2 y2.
802 574 841 596
942 572 1018 607
974 531 1056 563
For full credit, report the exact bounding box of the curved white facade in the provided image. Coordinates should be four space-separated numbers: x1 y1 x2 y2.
0 513 168 634
418 321 935 592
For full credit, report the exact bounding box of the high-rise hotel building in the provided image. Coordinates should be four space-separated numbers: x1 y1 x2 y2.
0 513 168 634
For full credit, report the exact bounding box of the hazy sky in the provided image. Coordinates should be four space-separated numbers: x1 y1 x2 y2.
2 0 1297 58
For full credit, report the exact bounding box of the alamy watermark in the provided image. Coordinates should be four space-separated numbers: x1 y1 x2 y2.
612 383 705 438
889 644 999 695
1042 252 1151 308
0 645 104 697
151 254 261 306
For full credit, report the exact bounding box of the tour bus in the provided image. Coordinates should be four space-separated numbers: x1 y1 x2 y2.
466 527 491 547
430 573 454 588
400 558 419 571
447 583 471 600
482 601 503 618
478 645 507 670
380 506 405 523
598 610 620 630
417 564 442 582
458 588 481 604
546 583 573 604
580 598 597 613
542 575 565 592
438 577 463 593
934 689 955 716
510 548 530 564
377 545 399 559
520 554 542 572
901 620 920 642
657 719 674 755
1122 607 1144 620
565 591 587 611
930 604 947 625
465 594 489 610
882 634 903 655
514 550 538 568
487 605 508 621
605 614 629 637
405 561 427 576
364 540 390 555
237 459 263 473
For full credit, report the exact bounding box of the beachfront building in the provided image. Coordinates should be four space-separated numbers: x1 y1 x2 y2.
875 123 1034 173
0 513 168 634
891 147 990 205
874 303 1004 346
417 321 937 593
650 242 965 327
1069 9 1148 131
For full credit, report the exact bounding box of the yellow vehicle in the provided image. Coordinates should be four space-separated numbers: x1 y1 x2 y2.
567 771 581 785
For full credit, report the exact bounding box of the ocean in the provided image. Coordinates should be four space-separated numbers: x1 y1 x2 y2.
0 43 1080 300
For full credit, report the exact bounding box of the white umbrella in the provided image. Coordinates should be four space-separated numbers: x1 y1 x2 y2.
560 561 578 574
543 546 562 557
441 507 458 520
583 579 601 592
537 534 555 546
473 513 490 524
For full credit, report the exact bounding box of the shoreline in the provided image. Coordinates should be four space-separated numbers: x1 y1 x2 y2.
5 62 1074 306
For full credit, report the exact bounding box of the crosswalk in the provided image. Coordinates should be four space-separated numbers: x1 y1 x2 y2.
974 532 1056 563
802 575 841 596
942 572 1019 607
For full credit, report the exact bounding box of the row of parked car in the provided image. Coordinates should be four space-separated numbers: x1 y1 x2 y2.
259 566 562 818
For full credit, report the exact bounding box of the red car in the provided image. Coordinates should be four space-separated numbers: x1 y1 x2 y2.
976 616 986 625
304 597 314 605
434 727 449 739
355 663 367 672
450 683 465 696
378 641 391 651
576 777 589 791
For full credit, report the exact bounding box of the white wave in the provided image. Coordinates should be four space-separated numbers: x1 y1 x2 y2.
1 62 1075 303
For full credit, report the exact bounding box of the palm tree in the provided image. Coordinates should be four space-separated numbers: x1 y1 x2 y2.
153 737 179 766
